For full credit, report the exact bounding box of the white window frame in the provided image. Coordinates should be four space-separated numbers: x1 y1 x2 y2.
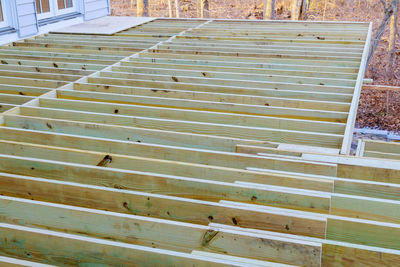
0 0 9 28
56 0 77 16
36 0 55 20
36 0 77 20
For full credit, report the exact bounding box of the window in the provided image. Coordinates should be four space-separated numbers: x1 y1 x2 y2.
0 2 3 22
36 0 76 19
0 0 8 28
57 0 73 10
36 0 51 14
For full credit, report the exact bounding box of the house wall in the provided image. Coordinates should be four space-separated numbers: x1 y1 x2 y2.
83 0 110 20
14 0 39 37
1 0 110 40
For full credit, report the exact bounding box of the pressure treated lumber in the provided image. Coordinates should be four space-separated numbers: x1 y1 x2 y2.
340 23 372 154
0 18 382 266
0 195 321 266
77 81 354 103
3 165 400 251
0 256 55 267
0 222 245 266
357 139 400 160
2 115 338 176
67 85 351 112
0 144 331 213
0 170 327 238
0 127 334 192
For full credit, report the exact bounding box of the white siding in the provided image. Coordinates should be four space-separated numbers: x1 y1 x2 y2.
83 0 110 21
15 0 39 37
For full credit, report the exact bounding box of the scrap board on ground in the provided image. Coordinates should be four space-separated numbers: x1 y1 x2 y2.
0 17 400 266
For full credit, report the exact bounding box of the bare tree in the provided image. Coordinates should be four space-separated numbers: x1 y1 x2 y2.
168 0 173 18
175 0 180 18
200 0 204 18
197 0 209 18
137 0 149 16
367 0 399 66
298 0 308 20
197 0 201 17
291 0 298 20
389 3 398 51
322 0 328 20
264 0 275 20
387 1 399 81
204 0 209 14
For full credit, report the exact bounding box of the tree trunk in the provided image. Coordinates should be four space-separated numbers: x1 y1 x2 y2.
264 0 275 20
197 0 201 17
291 0 297 20
298 0 308 20
175 0 180 18
137 0 144 16
204 0 209 11
197 0 209 18
168 0 173 18
137 0 149 17
389 6 398 51
387 1 399 81
367 0 399 66
322 0 328 20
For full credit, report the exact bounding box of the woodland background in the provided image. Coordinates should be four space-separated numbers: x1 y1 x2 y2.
111 0 400 132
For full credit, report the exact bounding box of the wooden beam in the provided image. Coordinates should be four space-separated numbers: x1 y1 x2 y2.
0 103 15 113
135 55 358 73
364 140 400 153
3 114 340 176
331 194 400 223
81 79 353 103
340 22 373 155
0 255 55 267
327 215 400 250
141 51 360 68
72 84 350 112
0 222 239 266
0 171 327 237
302 153 400 183
156 44 362 60
48 92 348 132
0 195 322 266
322 242 400 266
121 60 359 79
111 65 356 87
0 127 334 192
363 84 400 92
176 35 365 45
0 93 34 105
98 70 355 95
0 144 331 213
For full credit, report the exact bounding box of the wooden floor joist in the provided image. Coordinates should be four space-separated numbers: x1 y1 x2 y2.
1 18 399 266
357 139 400 160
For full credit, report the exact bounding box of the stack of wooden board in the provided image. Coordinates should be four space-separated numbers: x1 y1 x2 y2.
1 18 399 266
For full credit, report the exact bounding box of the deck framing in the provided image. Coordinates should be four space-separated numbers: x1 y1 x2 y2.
0 18 398 266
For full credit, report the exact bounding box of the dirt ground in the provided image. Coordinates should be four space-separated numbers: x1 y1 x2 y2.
111 0 400 133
